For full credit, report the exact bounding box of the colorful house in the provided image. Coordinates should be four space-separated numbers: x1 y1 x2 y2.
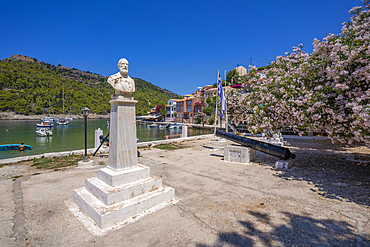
174 94 203 123
202 85 232 102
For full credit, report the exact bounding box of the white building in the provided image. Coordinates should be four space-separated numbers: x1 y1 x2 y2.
236 65 247 76
165 99 177 122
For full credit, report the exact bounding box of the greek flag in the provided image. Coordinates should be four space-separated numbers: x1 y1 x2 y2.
217 71 226 117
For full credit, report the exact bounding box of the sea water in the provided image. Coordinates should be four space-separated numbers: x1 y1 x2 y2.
0 119 212 160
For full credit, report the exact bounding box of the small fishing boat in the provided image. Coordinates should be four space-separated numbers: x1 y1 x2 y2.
158 125 167 129
36 128 52 136
42 116 55 123
0 144 32 151
57 119 69 125
147 123 158 128
168 123 181 129
36 122 54 128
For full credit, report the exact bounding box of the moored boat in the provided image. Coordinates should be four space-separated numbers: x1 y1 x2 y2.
57 119 69 125
36 122 54 128
168 123 181 129
42 116 55 123
36 128 52 136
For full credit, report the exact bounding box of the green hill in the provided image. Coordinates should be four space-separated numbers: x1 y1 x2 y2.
0 55 181 116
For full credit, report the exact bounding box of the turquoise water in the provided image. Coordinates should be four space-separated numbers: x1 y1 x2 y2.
0 119 212 160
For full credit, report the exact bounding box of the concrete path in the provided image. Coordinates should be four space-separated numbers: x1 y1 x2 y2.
0 136 369 246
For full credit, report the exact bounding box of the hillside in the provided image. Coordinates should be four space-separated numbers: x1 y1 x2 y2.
0 55 181 116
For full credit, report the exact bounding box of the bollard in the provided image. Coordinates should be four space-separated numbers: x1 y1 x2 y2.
182 125 188 138
95 128 104 148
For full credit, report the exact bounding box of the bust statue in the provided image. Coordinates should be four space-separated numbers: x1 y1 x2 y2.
107 58 135 96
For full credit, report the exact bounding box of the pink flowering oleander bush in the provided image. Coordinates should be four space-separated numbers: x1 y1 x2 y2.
155 104 163 113
227 5 370 147
194 102 205 110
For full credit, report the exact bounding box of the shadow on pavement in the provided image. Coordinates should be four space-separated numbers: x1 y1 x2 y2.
201 145 217 150
197 210 368 246
260 139 370 206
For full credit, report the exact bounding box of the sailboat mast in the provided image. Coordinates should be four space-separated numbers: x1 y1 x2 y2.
62 86 65 118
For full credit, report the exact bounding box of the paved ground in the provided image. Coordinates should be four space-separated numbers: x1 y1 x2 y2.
0 136 369 246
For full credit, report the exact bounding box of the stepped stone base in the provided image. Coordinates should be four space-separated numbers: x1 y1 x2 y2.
73 165 175 229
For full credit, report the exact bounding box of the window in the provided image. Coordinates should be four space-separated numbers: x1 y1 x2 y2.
188 106 191 112
187 101 191 105
181 107 182 111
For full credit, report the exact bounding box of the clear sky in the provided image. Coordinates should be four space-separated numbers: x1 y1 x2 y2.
0 0 361 95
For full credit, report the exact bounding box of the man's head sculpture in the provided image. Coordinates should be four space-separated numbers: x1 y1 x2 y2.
107 58 135 96
117 58 129 75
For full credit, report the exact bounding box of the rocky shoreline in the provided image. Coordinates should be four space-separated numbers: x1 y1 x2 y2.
0 112 110 120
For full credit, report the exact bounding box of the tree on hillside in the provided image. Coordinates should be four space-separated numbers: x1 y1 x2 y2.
227 4 370 147
226 69 240 85
0 59 180 116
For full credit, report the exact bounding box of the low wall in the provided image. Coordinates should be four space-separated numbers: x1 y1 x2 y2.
0 134 214 165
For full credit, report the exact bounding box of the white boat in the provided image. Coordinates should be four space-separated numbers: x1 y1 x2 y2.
36 128 52 136
147 123 158 128
158 125 167 129
41 98 55 123
168 123 181 129
42 116 54 123
57 119 69 125
36 121 54 128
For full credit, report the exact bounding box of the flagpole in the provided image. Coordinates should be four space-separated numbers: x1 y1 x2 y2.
224 70 228 146
213 70 219 150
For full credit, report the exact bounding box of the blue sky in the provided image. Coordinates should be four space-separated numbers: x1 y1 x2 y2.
0 0 361 95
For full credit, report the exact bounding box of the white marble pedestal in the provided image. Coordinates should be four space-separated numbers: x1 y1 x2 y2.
73 96 175 229
73 165 174 228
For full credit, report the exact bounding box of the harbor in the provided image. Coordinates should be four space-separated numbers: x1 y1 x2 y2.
0 119 213 160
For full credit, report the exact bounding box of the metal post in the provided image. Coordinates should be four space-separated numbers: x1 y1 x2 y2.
83 115 89 162
213 71 219 150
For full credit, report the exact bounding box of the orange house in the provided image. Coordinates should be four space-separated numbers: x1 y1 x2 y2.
174 95 203 123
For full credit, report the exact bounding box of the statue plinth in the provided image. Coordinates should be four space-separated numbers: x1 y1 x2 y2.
108 96 138 170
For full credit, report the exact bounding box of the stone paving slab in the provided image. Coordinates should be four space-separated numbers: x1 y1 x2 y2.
0 136 369 246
